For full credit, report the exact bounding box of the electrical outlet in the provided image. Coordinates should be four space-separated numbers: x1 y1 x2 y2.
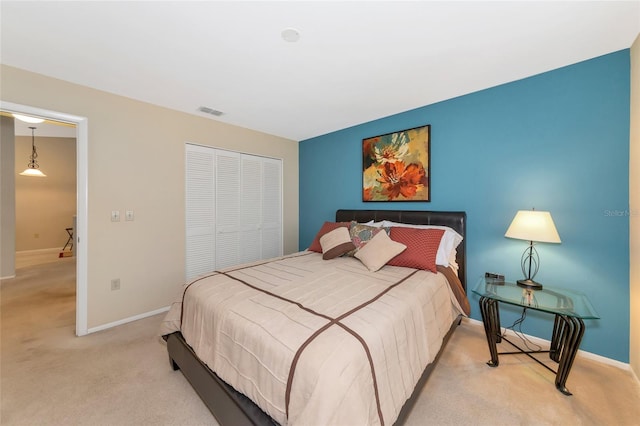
110 278 121 291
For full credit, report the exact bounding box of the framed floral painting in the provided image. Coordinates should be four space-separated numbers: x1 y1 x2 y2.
362 124 430 202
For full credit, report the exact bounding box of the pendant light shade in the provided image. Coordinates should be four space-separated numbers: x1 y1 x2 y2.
12 113 44 124
19 126 47 177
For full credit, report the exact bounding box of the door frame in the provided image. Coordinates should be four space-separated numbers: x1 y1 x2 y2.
1 101 89 336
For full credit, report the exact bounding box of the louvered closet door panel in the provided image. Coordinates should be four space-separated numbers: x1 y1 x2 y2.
240 155 262 264
261 157 282 259
215 151 241 269
185 145 215 280
261 228 282 260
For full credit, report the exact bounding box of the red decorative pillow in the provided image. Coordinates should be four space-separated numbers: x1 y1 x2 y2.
308 221 351 253
387 227 445 273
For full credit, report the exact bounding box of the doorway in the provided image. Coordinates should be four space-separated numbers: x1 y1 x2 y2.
1 101 89 336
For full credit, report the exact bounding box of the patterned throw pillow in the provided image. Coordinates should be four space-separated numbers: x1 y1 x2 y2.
346 221 388 256
387 227 445 273
381 220 462 267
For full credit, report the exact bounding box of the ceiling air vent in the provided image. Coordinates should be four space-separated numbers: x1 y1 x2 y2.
198 106 224 116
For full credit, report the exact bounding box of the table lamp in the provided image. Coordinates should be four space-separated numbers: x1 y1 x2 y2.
505 209 561 290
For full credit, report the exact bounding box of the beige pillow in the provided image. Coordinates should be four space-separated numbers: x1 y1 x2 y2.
320 227 356 260
355 230 407 272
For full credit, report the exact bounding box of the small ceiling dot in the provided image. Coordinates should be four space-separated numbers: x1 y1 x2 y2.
281 28 301 43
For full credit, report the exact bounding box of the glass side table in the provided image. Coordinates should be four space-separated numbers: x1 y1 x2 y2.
472 278 599 395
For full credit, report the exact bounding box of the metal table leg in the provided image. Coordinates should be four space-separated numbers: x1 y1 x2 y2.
552 315 585 395
63 227 73 251
479 296 501 367
550 315 563 362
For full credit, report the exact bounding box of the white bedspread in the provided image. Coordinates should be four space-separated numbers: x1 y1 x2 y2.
161 251 465 426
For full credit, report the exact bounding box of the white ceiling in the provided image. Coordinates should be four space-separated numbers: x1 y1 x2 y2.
2 1 639 141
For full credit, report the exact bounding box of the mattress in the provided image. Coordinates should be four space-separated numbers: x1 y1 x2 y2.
161 251 467 426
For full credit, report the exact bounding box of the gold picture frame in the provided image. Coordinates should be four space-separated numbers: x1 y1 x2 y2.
362 124 430 202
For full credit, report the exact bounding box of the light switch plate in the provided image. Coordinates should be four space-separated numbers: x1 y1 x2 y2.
111 210 120 222
125 210 134 221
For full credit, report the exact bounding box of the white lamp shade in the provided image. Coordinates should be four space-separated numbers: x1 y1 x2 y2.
505 210 561 243
19 167 46 177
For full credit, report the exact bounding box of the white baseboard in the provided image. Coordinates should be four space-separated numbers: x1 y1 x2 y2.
630 366 640 384
0 274 16 280
464 317 633 373
16 247 61 254
87 306 170 334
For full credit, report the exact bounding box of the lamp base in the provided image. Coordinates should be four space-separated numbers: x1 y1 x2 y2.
517 279 543 290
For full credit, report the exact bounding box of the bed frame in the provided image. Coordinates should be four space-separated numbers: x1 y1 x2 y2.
166 209 467 426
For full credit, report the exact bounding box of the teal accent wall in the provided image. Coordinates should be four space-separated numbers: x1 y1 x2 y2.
299 50 631 362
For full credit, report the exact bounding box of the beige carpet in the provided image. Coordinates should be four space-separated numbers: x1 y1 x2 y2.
2 255 639 425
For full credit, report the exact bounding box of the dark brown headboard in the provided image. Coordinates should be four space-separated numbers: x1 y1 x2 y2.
335 209 467 290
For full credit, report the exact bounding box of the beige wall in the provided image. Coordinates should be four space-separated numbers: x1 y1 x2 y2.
630 35 640 379
0 65 299 329
15 135 76 251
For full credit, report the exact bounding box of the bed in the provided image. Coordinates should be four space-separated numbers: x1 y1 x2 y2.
161 209 468 426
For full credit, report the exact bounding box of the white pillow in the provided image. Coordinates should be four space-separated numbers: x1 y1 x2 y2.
448 249 459 273
364 220 384 227
355 230 406 272
380 220 462 267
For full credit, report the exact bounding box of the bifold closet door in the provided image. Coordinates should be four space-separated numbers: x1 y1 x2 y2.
214 150 242 269
185 144 283 280
239 154 263 264
185 144 215 280
260 157 282 260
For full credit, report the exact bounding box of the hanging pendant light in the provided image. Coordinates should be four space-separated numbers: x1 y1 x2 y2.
19 126 47 177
